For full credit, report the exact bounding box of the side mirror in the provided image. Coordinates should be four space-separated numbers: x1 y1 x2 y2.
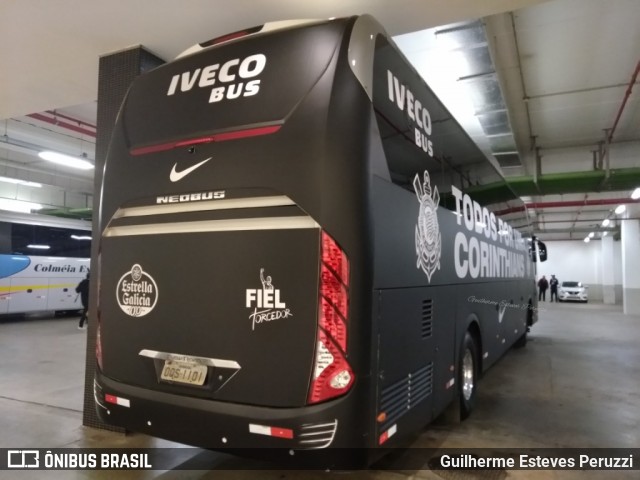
529 239 548 263
537 240 547 262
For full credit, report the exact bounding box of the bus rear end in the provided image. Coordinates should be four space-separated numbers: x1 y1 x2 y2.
94 17 376 463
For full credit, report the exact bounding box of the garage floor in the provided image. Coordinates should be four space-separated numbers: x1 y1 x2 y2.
0 301 638 479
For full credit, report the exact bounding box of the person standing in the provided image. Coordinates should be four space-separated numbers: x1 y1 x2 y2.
76 273 90 329
538 275 549 302
549 274 559 302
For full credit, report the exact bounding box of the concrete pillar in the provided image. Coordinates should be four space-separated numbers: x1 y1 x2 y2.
601 235 616 304
621 205 640 315
82 47 164 431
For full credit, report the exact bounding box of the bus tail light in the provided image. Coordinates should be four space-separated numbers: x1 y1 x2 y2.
308 232 353 404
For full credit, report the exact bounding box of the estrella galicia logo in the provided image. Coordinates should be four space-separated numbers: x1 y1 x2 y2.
116 264 158 317
245 268 292 331
414 170 442 282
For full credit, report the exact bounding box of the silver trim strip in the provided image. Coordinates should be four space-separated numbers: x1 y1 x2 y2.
114 195 295 219
139 349 241 369
93 379 108 411
301 422 338 429
299 430 335 437
348 15 387 101
104 216 319 237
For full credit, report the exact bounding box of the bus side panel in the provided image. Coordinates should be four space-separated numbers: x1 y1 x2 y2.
47 277 83 312
375 286 456 444
0 278 8 314
454 282 504 369
8 278 47 313
503 279 532 349
454 279 530 372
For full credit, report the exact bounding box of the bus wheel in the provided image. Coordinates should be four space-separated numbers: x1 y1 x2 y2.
514 307 531 348
459 331 478 420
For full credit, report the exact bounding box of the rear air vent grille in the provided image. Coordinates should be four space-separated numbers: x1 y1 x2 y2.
297 419 338 449
421 299 433 339
379 363 433 431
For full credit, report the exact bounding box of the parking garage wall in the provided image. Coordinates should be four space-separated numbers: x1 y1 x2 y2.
538 239 623 303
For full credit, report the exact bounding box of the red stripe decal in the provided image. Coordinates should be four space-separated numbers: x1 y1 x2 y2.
130 125 281 156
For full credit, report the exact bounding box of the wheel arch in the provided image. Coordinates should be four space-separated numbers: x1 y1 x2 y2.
463 314 483 374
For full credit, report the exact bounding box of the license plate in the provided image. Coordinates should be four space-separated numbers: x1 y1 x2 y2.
160 360 207 386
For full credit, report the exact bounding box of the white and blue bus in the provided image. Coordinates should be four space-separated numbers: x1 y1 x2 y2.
94 15 546 466
0 211 91 315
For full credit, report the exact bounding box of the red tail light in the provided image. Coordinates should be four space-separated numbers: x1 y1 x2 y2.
308 232 354 404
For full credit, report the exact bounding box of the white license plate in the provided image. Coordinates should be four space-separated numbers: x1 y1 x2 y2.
160 360 207 386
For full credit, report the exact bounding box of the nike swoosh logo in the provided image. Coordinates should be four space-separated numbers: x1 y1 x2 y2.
169 157 212 182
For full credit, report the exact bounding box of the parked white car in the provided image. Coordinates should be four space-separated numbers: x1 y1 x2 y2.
558 281 588 302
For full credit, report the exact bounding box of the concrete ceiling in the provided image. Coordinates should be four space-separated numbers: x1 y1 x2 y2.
1 0 639 241
0 0 545 119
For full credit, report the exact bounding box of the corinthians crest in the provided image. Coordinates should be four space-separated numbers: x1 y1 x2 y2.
414 171 442 282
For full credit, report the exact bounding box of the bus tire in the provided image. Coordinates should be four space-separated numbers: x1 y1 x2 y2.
458 331 479 420
459 331 478 420
514 306 531 348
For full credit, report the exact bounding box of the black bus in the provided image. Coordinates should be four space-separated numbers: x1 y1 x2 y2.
94 15 546 465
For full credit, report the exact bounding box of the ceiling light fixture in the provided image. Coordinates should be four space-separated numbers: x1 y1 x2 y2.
614 205 626 215
70 235 92 240
0 176 42 188
27 244 50 250
602 218 610 227
602 232 608 237
38 151 94 170
632 188 640 200
588 232 595 238
584 237 590 243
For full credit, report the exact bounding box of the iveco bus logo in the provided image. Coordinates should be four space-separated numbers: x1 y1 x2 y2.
387 70 434 157
166 53 266 103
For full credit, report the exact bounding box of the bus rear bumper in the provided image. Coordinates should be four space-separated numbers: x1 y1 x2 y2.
94 371 369 465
